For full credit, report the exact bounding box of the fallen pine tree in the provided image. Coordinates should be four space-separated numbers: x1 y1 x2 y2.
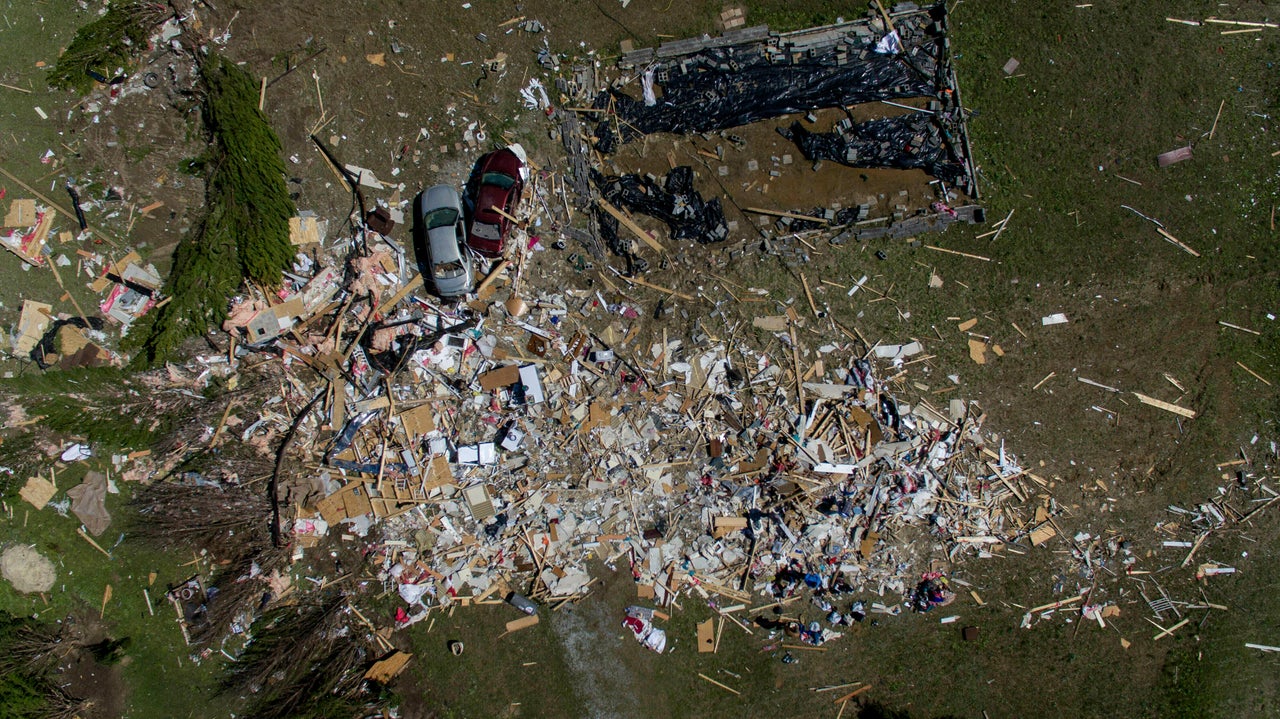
127 52 297 365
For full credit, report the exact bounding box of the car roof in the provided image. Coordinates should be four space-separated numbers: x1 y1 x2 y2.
420 184 462 213
479 148 523 178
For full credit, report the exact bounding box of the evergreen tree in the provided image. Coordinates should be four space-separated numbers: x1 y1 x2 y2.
49 2 168 94
127 53 297 365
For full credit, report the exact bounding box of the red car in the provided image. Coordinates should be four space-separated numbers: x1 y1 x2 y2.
465 148 526 257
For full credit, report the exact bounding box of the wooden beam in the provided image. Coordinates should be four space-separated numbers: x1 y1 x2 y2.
374 273 423 316
924 244 991 262
1132 392 1196 419
743 206 830 225
614 271 694 301
597 198 666 253
697 672 741 695
475 259 511 296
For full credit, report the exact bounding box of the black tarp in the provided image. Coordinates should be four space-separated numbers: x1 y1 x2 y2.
593 166 728 246
593 7 949 152
778 113 967 186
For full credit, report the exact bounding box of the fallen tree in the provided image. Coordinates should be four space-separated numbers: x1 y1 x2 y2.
48 1 169 94
127 52 296 365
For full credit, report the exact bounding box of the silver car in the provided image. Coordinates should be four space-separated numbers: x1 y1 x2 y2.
414 185 474 298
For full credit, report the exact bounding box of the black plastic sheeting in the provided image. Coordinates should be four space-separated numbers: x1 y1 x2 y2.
778 113 967 185
593 166 729 248
593 10 948 153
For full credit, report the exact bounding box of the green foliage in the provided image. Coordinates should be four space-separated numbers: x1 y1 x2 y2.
48 2 168 94
201 54 297 286
223 596 372 719
0 366 171 452
0 671 45 718
0 612 77 718
126 53 296 366
123 201 243 365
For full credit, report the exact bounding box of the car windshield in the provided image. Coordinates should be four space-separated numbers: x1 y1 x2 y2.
471 222 502 241
434 260 464 279
481 171 515 190
423 207 458 230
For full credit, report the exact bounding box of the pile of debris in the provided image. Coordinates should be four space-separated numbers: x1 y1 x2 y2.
169 169 1051 650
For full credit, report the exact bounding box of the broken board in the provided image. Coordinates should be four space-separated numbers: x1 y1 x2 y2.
364 651 412 683
399 404 436 437
505 614 540 634
19 475 57 509
696 619 716 652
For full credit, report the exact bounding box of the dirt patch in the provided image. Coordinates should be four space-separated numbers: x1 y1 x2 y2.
1 544 57 593
61 652 126 719
607 104 948 233
55 613 127 719
548 567 668 719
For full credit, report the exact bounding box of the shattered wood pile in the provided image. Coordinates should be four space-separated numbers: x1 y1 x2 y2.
199 181 1050 636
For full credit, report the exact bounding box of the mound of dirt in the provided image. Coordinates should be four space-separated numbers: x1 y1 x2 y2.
1 545 56 593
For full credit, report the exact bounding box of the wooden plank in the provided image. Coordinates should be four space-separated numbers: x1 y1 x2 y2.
696 619 716 652
698 672 741 695
924 245 991 262
713 516 748 538
475 259 511 297
479 365 521 391
373 273 424 316
399 404 436 436
1029 523 1057 546
596 198 665 253
743 206 829 224
1132 392 1196 419
2 198 35 227
289 215 322 245
1029 594 1083 614
832 684 872 704
800 272 821 318
330 376 346 429
1156 227 1200 257
364 651 413 683
19 475 57 509
504 614 540 634
615 272 694 301
1151 617 1190 641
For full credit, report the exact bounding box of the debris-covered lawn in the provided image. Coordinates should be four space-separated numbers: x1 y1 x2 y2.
2 1 1280 718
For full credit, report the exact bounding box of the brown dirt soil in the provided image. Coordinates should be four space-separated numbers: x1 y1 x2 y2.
62 651 127 719
33 1 1278 718
54 613 128 719
61 58 207 269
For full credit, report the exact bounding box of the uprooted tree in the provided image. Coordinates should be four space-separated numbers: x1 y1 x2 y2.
127 52 297 365
221 595 376 719
0 612 94 719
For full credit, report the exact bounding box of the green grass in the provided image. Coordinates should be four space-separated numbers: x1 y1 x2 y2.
0 1 109 375
0 471 225 718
